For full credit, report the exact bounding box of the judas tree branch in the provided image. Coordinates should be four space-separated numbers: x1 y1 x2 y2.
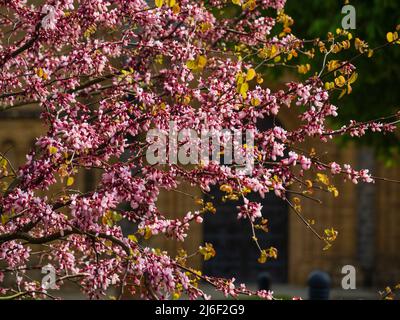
0 229 131 256
0 22 42 69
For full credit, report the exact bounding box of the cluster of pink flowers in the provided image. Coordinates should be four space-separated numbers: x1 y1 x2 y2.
0 0 398 300
237 199 263 222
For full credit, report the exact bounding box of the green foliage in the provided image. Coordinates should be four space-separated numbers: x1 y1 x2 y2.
285 0 400 161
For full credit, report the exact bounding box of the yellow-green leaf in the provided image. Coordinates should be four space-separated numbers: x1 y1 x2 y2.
66 176 74 187
387 32 394 42
1 214 9 225
258 250 267 264
324 227 338 242
128 234 138 243
48 146 58 155
328 185 339 197
155 0 164 8
186 55 207 71
251 98 260 106
172 291 181 300
197 55 207 69
199 243 216 261
167 0 176 7
36 67 44 78
316 173 330 185
144 226 152 239
334 75 346 88
246 68 256 81
387 31 399 43
297 64 310 74
172 4 180 14
270 44 278 56
242 0 256 11
236 73 245 85
186 59 197 70
0 158 7 169
239 82 249 99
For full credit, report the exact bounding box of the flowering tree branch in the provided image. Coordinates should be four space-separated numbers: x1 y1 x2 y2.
0 0 399 300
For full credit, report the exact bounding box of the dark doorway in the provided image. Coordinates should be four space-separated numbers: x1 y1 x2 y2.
203 118 289 283
203 190 288 283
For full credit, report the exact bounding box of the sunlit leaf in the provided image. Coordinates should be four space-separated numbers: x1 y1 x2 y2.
66 176 74 186
246 68 256 81
155 0 164 8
